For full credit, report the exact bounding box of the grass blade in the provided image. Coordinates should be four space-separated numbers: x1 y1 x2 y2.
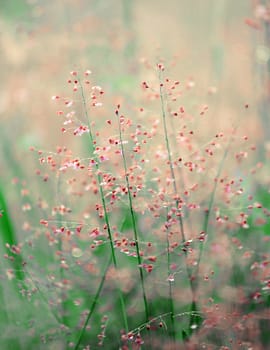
0 183 25 282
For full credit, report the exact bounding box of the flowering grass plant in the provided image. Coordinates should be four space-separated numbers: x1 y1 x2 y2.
2 60 270 350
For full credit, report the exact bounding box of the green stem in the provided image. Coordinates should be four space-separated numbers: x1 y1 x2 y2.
158 71 186 244
55 174 68 331
116 110 150 322
78 79 129 332
74 256 112 350
166 227 176 343
194 133 233 287
158 69 195 294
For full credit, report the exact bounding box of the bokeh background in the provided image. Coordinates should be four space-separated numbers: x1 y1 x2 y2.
1 0 269 145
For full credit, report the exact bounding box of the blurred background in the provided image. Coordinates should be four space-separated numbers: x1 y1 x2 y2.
1 0 269 145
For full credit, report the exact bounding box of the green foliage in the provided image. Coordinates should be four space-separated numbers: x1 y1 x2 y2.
0 184 25 282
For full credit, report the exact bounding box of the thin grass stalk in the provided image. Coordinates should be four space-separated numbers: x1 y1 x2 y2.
78 79 129 332
166 225 176 343
55 175 66 326
194 132 233 289
116 108 150 322
129 310 202 335
158 70 186 241
55 174 70 350
74 256 112 350
158 69 195 294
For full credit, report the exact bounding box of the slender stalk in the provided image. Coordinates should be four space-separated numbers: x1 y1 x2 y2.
166 226 176 343
74 256 112 350
158 69 195 294
55 174 67 326
78 79 129 332
158 72 186 242
129 310 201 335
116 109 150 322
194 133 233 286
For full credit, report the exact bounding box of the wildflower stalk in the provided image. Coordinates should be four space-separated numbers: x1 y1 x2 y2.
166 226 176 343
116 108 150 322
78 79 129 332
129 310 202 335
158 71 185 237
194 132 233 288
55 174 68 332
158 69 195 293
74 256 112 350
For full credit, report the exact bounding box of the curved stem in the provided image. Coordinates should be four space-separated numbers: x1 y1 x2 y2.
158 69 195 294
74 256 112 350
78 79 129 332
166 224 176 343
116 110 150 322
194 134 232 287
